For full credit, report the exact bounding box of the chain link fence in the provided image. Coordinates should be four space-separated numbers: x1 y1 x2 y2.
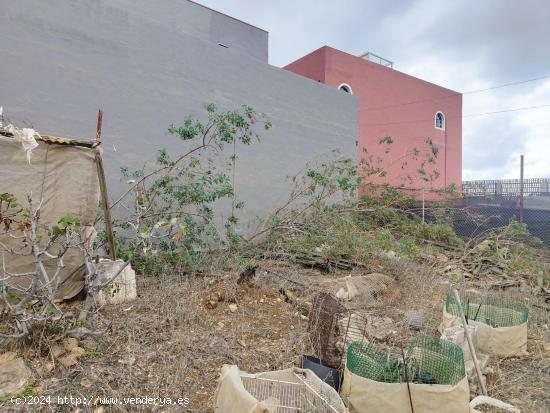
456 178 550 246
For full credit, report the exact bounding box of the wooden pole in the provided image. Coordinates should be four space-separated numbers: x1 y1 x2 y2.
94 110 116 261
96 109 103 143
452 289 487 396
519 155 524 224
401 346 415 413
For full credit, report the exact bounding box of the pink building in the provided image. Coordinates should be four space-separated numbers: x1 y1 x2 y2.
285 46 462 199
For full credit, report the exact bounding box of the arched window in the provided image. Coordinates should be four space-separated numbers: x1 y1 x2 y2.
338 83 353 94
435 112 445 130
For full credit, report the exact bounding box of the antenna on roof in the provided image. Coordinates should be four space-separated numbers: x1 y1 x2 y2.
358 51 393 69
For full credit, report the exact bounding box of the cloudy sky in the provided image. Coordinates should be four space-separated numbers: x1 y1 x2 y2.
199 0 550 180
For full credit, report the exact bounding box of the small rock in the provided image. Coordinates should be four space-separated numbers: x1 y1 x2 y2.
37 361 55 375
0 352 16 364
543 341 550 353
0 355 31 396
367 315 395 341
71 347 86 358
51 345 65 358
58 354 78 368
383 250 397 259
80 339 98 350
205 300 218 309
63 338 79 352
217 322 225 328
228 304 238 313
80 377 93 389
118 356 136 366
238 340 247 348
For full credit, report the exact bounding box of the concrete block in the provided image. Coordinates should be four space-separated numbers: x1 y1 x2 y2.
96 259 137 306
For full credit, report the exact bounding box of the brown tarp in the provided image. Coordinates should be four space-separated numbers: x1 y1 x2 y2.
0 136 100 299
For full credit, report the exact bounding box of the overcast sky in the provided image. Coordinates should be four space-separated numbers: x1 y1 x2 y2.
199 0 550 180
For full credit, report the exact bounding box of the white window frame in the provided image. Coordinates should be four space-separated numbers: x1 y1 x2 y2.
435 111 445 130
338 83 353 94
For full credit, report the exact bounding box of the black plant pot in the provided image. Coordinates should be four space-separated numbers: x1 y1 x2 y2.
301 355 343 392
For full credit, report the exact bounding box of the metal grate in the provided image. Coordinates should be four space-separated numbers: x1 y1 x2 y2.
240 372 343 413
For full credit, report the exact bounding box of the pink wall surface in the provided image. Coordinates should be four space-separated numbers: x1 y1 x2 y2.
284 46 462 199
284 47 326 84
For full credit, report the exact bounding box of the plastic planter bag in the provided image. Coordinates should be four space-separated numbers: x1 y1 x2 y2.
441 291 528 357
341 339 469 413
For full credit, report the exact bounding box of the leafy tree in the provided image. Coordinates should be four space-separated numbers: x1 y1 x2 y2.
107 104 271 272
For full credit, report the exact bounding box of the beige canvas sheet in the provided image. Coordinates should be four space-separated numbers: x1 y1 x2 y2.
440 306 528 357
341 368 470 413
0 136 100 299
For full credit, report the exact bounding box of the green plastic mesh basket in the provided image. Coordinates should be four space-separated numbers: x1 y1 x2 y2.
445 291 528 328
347 336 465 385
406 335 465 386
347 341 403 383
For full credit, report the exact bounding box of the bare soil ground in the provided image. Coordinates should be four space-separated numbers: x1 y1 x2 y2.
1 255 549 413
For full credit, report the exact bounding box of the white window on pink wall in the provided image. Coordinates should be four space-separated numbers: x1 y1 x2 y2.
338 83 353 94
435 112 445 130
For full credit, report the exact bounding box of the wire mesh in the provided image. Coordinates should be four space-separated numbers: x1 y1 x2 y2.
308 293 369 369
450 202 550 246
308 293 347 368
240 373 343 413
445 290 528 328
347 336 466 386
346 341 403 383
406 335 465 386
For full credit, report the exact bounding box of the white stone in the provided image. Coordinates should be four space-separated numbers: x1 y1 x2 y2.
441 325 478 362
0 353 31 397
95 259 137 306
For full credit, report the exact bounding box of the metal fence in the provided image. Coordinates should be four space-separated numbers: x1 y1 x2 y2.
450 202 550 246
462 178 550 198
406 179 550 246
456 179 550 246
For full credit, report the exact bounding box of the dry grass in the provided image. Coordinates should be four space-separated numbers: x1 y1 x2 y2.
1 252 548 412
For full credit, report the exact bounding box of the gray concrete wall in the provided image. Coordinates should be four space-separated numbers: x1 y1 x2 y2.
0 0 357 233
